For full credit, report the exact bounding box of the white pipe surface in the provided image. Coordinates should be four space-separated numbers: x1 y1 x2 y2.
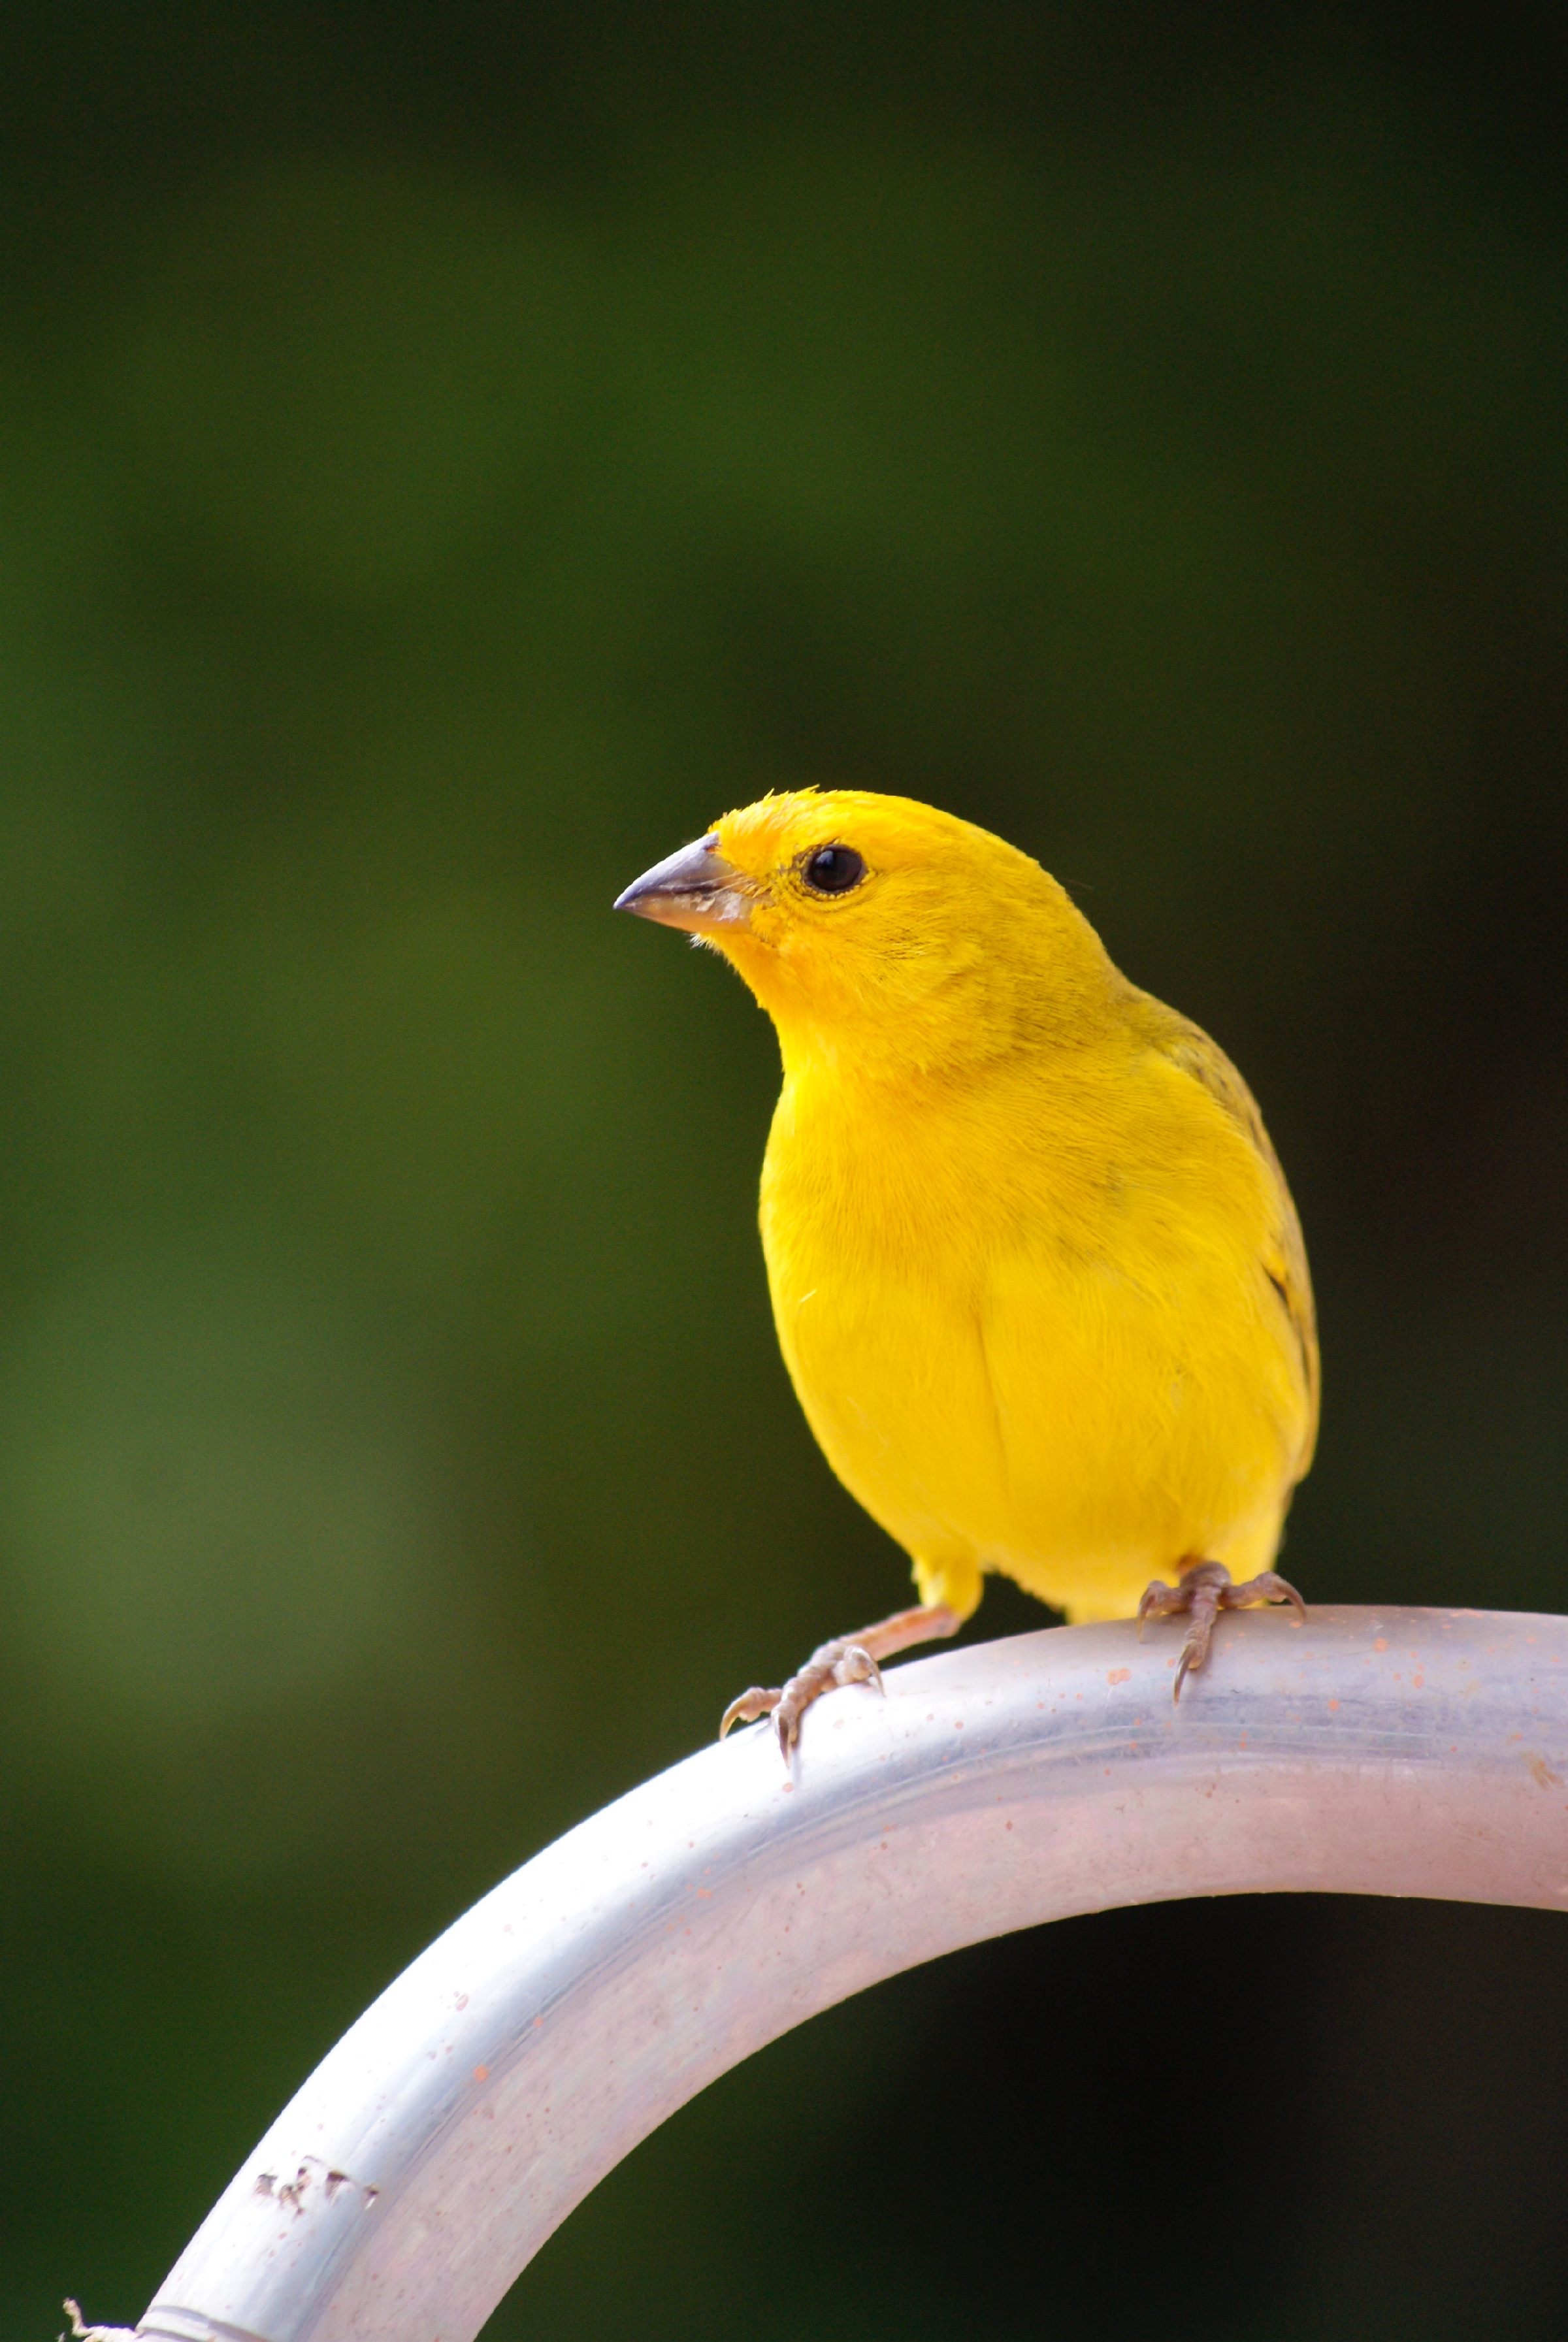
140 1606 1568 2342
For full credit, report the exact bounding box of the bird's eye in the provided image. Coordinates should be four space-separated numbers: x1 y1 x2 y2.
801 844 866 896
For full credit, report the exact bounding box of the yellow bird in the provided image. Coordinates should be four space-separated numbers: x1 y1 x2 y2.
616 790 1317 1751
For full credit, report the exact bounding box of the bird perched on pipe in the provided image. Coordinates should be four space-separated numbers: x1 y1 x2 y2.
616 791 1317 1753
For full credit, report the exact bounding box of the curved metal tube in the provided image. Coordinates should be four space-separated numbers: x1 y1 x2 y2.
140 1606 1568 2342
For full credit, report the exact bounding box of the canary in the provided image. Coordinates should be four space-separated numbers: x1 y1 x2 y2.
617 791 1317 1750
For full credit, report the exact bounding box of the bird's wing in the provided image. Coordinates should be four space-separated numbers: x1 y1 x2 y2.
1154 1013 1320 1478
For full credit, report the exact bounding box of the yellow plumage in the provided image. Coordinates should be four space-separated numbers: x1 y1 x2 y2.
617 789 1318 1729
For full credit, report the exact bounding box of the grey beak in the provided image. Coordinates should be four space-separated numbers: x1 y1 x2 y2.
613 835 753 932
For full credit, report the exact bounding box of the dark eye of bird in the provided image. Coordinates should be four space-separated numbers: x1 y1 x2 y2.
802 844 866 895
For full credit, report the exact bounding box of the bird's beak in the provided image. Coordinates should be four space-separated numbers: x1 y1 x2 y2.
613 834 755 935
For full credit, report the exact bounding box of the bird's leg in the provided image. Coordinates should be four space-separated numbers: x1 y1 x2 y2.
721 1603 962 1761
1137 1559 1305 1703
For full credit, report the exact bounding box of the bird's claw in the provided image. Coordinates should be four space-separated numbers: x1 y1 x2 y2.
1137 1560 1305 1704
838 1642 885 1695
719 1638 886 1761
719 1685 782 1739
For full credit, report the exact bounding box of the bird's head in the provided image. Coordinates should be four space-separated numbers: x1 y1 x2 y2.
615 789 1120 1079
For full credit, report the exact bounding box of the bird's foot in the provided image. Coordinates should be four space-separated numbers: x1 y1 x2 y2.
721 1637 885 1759
719 1602 963 1763
1137 1560 1305 1704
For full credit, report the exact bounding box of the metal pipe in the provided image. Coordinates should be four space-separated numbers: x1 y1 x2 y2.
139 1606 1568 2342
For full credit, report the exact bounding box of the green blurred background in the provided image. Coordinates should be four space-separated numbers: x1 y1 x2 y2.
2 5 1565 2337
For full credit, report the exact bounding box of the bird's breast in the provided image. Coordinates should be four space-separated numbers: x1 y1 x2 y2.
757 1052 1309 1602
757 1072 1059 1559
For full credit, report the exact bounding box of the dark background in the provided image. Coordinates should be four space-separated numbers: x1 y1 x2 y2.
2 6 1565 2337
